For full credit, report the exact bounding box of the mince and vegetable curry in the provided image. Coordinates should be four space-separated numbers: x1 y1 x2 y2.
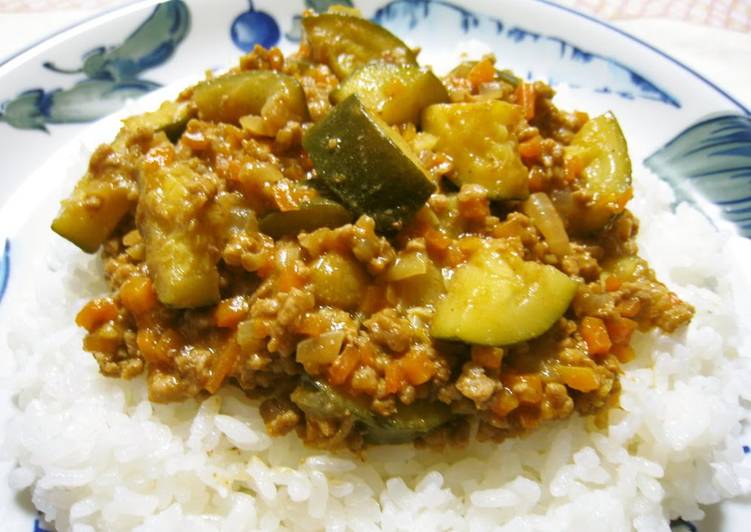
52 9 693 450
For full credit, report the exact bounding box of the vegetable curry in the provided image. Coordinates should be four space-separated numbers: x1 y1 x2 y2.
54 9 693 450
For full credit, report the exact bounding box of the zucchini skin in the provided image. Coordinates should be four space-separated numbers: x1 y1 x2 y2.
303 94 436 235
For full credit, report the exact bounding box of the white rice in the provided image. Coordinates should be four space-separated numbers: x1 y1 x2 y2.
2 105 751 532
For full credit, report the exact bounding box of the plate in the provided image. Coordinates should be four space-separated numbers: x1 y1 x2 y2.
0 1 749 530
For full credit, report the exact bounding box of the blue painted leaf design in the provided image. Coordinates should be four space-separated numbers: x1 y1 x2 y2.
44 0 190 82
645 114 751 237
670 519 698 532
0 239 9 304
2 0 190 132
231 0 281 51
373 0 678 107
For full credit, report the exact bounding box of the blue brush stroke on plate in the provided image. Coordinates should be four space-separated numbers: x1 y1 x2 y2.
670 519 698 532
0 239 8 304
645 114 751 237
231 0 281 51
0 0 190 132
373 0 679 108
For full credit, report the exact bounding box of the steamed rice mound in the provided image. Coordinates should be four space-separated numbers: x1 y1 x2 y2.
3 162 750 531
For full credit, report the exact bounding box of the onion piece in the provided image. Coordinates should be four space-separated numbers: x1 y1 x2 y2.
386 251 428 282
296 331 346 374
522 192 571 256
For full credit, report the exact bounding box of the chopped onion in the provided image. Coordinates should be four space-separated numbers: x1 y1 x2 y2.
296 331 346 374
522 192 570 256
386 251 428 282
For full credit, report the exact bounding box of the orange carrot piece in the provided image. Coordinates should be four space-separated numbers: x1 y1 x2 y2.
518 135 542 161
604 275 622 292
612 344 636 364
277 267 305 293
136 327 180 366
502 373 543 404
564 154 585 182
120 276 157 316
489 388 520 417
471 346 503 370
424 229 451 254
385 362 406 395
328 344 361 385
76 298 119 332
214 297 249 328
400 349 436 386
580 316 612 357
468 57 496 89
515 82 536 120
605 317 637 345
558 365 600 392
205 339 241 393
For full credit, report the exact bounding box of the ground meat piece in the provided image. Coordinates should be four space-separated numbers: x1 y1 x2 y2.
457 184 490 222
363 309 413 353
350 366 378 395
456 364 497 405
92 348 144 379
260 397 301 436
222 230 275 273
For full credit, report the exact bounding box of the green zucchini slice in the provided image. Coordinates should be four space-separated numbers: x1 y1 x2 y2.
302 13 417 79
331 62 448 125
431 244 578 346
302 94 435 234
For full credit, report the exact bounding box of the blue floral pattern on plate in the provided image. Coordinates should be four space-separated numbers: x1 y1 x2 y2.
0 0 190 131
0 239 9 304
374 0 679 107
645 114 751 237
230 1 281 51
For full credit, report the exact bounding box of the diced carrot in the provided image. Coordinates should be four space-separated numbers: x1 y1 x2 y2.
612 344 636 364
75 298 119 332
518 135 542 161
564 154 585 182
471 346 503 370
385 362 406 395
136 327 180 366
328 344 361 386
527 170 545 193
604 275 622 292
83 334 119 354
277 267 305 293
515 82 536 120
443 244 465 267
468 57 496 89
358 342 376 367
605 317 637 345
580 316 612 357
205 339 241 393
502 373 543 404
214 297 249 328
558 365 600 392
400 349 436 386
120 276 157 316
489 388 519 417
574 111 590 127
425 229 451 255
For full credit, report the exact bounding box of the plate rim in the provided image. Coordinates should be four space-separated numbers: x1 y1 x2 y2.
0 0 747 117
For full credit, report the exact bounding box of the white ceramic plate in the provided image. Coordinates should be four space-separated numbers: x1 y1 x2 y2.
1 1 749 530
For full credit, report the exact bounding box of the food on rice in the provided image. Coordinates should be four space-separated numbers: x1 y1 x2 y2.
4 9 750 532
50 11 693 451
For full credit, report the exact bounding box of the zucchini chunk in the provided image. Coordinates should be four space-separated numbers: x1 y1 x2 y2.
331 62 449 125
291 378 453 444
259 198 352 239
51 102 194 253
302 13 417 79
431 244 578 346
137 159 221 308
191 70 309 125
422 101 529 200
302 94 436 234
556 112 632 234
